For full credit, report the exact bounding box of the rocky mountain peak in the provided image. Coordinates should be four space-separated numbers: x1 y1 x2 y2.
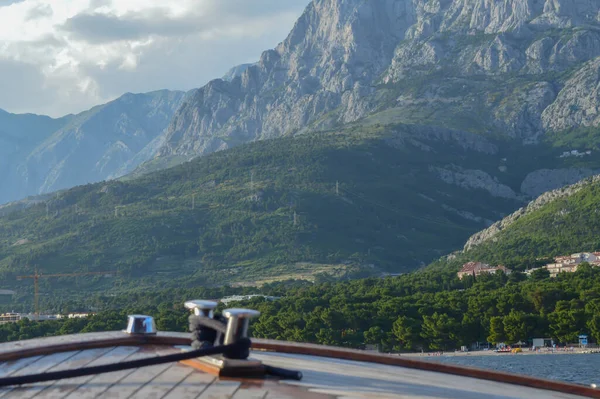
156 0 600 160
414 0 599 37
158 0 420 157
277 0 412 78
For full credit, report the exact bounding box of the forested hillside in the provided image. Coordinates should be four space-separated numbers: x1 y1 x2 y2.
6 169 600 348
253 267 600 349
0 123 527 305
452 176 600 271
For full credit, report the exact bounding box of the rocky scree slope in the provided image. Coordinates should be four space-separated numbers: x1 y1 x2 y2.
0 90 186 205
155 0 600 200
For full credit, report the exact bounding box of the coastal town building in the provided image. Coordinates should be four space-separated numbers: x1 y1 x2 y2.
220 295 280 304
526 252 600 277
457 262 511 280
0 313 20 325
0 312 94 324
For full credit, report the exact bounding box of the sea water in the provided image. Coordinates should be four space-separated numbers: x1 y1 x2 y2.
425 353 600 386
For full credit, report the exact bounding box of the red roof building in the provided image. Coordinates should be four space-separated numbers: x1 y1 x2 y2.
457 262 512 280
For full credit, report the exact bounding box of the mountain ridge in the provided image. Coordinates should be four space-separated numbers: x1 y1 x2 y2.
0 122 530 293
0 90 187 205
423 171 600 277
155 0 600 161
157 0 411 157
464 174 600 252
4 0 600 207
4 0 600 290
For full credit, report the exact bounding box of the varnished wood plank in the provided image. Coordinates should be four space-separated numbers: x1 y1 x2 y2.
0 357 42 378
61 347 162 399
263 383 336 399
2 348 111 399
264 393 306 399
3 353 77 377
0 333 125 357
127 364 192 399
0 352 78 399
97 363 174 398
196 380 240 399
0 332 190 363
180 357 265 379
0 332 592 399
161 371 216 399
252 340 598 399
232 387 267 399
32 346 140 399
83 347 179 399
253 352 588 399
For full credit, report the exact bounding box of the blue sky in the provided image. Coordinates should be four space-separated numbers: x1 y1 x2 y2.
0 0 311 117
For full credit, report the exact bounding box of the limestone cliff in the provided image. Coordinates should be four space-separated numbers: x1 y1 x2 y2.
159 0 600 159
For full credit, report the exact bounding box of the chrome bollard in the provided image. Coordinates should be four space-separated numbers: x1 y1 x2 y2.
125 315 157 335
185 300 218 318
223 308 260 345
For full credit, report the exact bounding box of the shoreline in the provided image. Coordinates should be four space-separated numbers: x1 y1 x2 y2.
399 348 599 358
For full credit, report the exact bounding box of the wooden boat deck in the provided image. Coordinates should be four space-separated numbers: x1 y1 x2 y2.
0 332 594 399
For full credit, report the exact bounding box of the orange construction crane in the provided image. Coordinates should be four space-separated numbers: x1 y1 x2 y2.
17 269 116 319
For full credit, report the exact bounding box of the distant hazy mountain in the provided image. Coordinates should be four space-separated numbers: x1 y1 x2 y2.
0 110 71 204
0 90 186 205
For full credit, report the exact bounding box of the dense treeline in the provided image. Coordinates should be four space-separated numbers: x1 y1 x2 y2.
0 282 301 341
246 265 600 351
3 266 599 351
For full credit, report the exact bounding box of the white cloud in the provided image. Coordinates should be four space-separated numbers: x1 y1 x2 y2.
0 0 310 116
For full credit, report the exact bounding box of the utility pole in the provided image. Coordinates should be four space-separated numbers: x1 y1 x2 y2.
250 171 254 191
46 203 49 218
293 211 297 226
336 181 339 196
33 268 39 320
192 194 195 210
17 270 116 318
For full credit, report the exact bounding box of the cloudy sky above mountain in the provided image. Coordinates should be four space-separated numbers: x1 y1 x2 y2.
0 0 310 117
